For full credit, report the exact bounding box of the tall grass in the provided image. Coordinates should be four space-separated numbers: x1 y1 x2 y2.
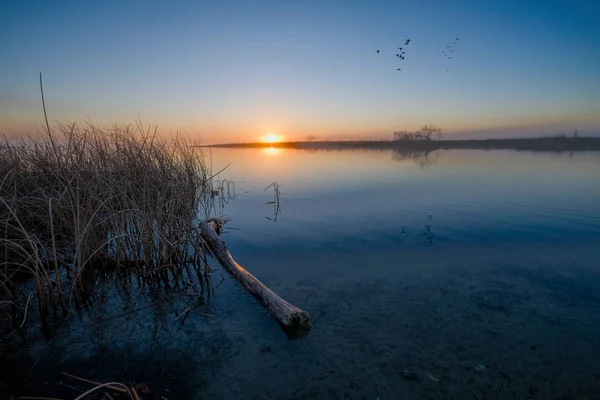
0 123 225 333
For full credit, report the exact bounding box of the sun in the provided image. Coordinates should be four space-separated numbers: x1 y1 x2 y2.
261 133 282 143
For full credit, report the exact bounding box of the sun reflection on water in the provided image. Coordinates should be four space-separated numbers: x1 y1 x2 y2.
263 147 281 155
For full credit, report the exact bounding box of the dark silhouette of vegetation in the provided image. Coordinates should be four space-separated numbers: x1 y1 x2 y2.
0 123 229 335
393 125 443 142
204 135 600 153
548 129 580 139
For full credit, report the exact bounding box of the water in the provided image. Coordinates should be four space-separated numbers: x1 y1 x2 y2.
3 148 600 399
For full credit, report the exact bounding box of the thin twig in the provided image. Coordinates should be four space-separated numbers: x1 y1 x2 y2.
174 307 191 321
73 382 133 400
205 162 231 182
61 372 128 394
79 304 155 329
19 294 32 328
39 72 52 137
59 381 85 393
188 310 214 318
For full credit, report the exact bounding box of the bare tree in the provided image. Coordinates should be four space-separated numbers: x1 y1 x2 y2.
306 135 316 142
394 126 443 141
393 131 413 141
417 125 442 141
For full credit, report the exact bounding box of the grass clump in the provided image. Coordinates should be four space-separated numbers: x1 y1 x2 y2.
0 122 225 333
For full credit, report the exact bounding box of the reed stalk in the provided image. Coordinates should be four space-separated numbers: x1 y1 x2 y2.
0 122 227 333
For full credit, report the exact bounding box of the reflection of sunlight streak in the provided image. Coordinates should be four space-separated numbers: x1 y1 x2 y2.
263 147 280 155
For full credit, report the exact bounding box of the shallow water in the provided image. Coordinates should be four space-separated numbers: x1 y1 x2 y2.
3 148 600 399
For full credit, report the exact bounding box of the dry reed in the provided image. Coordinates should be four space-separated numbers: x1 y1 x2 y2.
0 122 228 333
264 181 281 221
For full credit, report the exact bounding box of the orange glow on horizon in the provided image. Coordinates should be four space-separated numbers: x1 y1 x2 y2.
261 133 283 143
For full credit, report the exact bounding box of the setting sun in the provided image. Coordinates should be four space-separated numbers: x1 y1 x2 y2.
261 133 282 143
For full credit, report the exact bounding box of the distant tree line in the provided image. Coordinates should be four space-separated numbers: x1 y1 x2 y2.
544 129 580 139
393 125 443 141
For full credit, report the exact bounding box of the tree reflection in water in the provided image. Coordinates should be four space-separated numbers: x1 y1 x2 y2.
391 148 440 168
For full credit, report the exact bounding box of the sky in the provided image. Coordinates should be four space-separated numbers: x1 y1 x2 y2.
1 0 600 143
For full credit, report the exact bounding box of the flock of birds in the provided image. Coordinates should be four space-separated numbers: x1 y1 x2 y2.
376 37 460 72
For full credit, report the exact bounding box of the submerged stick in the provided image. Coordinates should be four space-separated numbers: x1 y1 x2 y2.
73 382 133 400
199 221 311 333
60 372 128 394
188 310 214 318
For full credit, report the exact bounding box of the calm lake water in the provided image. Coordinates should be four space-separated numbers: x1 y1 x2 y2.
4 148 600 400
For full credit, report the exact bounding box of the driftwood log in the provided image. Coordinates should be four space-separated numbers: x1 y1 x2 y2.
199 220 311 333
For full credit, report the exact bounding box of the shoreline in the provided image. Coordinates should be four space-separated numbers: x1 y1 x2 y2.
199 137 600 152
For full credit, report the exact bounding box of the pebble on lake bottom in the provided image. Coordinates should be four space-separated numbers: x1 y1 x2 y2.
401 368 419 381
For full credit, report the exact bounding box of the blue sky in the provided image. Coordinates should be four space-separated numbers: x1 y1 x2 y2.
1 0 599 142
